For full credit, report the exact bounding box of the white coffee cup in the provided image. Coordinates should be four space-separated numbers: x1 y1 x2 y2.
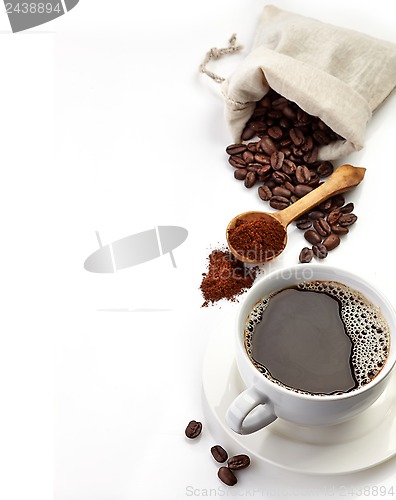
226 264 396 435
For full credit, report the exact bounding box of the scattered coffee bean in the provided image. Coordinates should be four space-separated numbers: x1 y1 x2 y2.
260 136 278 156
313 217 332 237
308 210 325 220
226 143 246 155
218 467 237 486
272 186 292 198
296 218 312 230
282 159 296 175
338 213 358 227
258 185 272 201
294 184 313 198
341 202 354 214
228 156 245 168
268 126 283 139
270 151 284 170
323 233 341 251
312 243 328 259
316 161 334 177
304 229 322 245
211 445 228 463
331 224 349 235
299 247 314 263
318 199 332 212
234 168 247 180
244 171 257 188
332 194 345 207
269 195 290 210
327 208 342 226
227 454 251 470
295 165 311 184
185 420 202 439
242 150 255 164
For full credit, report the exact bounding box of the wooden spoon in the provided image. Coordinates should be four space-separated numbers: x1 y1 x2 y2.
226 164 366 264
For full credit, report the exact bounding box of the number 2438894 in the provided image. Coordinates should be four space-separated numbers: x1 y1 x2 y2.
5 3 62 14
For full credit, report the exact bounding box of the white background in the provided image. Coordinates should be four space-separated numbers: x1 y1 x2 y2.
1 0 396 499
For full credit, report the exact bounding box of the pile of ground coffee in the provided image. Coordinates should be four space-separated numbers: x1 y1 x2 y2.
227 217 285 260
200 249 257 307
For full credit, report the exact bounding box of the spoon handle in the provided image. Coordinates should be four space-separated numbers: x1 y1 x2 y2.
274 164 366 227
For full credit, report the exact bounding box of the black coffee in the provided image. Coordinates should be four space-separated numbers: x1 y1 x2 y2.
244 281 390 395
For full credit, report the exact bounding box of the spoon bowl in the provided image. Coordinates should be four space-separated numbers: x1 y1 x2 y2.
227 164 366 264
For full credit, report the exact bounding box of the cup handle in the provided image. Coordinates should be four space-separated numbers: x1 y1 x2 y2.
226 385 277 434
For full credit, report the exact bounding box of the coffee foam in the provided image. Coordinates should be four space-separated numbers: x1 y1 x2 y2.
245 281 391 395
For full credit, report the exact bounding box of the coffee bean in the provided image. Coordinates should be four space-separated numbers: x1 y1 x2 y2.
332 194 346 207
313 217 331 237
299 247 314 263
338 213 358 227
241 126 255 141
226 144 246 155
247 142 258 153
323 233 341 251
331 224 349 235
270 151 284 170
341 202 354 214
284 181 295 194
303 147 318 164
304 229 322 245
218 467 237 486
256 164 272 177
258 95 271 108
227 454 251 470
307 173 320 188
290 127 304 146
316 161 333 177
247 162 264 172
234 168 247 180
259 136 278 156
268 126 283 140
282 105 296 120
254 153 271 165
296 218 312 230
318 199 332 212
272 171 290 185
270 195 289 210
294 184 313 198
327 208 342 226
308 210 325 220
244 172 257 188
272 96 288 109
211 445 228 463
258 185 272 201
272 186 292 198
312 243 328 259
282 159 296 175
185 420 202 439
313 130 331 144
251 121 267 133
242 151 255 164
295 165 311 184
301 135 314 152
228 156 245 168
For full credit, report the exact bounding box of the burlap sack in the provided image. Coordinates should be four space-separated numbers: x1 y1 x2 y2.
207 5 396 160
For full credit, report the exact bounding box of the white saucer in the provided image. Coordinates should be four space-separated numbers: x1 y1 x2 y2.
202 313 396 475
